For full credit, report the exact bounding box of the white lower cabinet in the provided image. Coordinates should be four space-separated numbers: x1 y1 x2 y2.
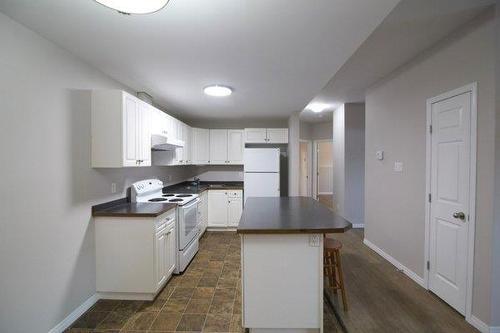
96 209 176 300
208 189 243 227
197 190 209 236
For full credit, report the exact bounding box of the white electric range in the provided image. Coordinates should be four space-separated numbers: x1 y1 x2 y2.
132 179 199 274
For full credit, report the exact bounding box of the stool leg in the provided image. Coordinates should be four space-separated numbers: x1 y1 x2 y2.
326 253 335 289
335 249 348 311
331 254 338 294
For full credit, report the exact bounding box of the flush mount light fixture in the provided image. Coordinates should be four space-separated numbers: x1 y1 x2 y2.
307 102 329 113
94 0 169 14
203 85 233 97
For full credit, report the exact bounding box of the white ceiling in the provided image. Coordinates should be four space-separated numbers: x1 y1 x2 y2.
300 0 494 122
0 0 400 123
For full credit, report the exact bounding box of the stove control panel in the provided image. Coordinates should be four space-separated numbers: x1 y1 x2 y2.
132 179 164 196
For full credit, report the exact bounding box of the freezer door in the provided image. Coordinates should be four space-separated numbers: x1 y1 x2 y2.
244 172 280 202
244 148 280 172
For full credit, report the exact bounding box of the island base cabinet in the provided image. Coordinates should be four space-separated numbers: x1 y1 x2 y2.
241 234 323 332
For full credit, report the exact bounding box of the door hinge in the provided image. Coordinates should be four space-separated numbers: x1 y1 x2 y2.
429 125 433 134
428 193 432 203
427 261 430 270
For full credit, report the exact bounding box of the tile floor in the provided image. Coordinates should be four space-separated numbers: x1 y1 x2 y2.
66 231 244 333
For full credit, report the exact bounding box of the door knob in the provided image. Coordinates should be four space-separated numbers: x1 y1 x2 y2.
453 212 466 220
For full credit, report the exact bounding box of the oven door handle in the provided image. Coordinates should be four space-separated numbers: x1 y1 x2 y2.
181 198 200 210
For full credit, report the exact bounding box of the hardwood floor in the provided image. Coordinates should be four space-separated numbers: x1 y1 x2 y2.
325 229 479 333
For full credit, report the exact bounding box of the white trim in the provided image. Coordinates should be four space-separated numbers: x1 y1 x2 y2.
312 139 333 200
352 224 365 229
48 294 99 333
318 192 333 195
363 238 425 287
424 83 477 322
96 291 155 301
299 139 314 197
468 315 491 333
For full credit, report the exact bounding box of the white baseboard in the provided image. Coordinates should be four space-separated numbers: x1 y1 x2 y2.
318 192 333 195
48 293 99 333
206 227 237 232
363 238 425 287
352 224 365 229
468 315 491 333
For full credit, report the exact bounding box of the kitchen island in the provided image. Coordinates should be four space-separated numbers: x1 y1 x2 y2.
237 197 351 333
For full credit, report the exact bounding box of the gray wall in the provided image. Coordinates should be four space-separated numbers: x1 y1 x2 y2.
299 121 333 140
344 103 365 226
491 2 500 327
364 11 495 324
0 13 198 333
332 103 365 225
288 112 301 196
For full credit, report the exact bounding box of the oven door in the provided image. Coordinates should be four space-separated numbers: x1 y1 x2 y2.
178 198 200 250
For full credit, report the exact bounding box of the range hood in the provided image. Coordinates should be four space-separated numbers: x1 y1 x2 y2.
151 134 184 151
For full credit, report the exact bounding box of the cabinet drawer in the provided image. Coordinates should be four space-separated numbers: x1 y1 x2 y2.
156 209 176 229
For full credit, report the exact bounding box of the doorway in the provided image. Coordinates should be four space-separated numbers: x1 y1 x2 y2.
424 83 477 319
299 140 312 196
313 140 333 205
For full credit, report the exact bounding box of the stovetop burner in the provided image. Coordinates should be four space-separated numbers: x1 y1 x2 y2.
176 194 193 197
148 198 169 202
169 198 183 202
162 194 175 197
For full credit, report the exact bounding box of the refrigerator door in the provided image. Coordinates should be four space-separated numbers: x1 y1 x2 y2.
244 148 280 172
244 172 280 202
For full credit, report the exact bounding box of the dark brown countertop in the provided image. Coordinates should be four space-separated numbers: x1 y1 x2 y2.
92 198 177 218
237 197 352 234
163 181 244 194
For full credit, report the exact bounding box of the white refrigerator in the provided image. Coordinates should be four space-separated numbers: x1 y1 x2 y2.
244 148 280 202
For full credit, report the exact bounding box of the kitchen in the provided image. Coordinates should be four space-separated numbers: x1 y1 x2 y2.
1 1 499 333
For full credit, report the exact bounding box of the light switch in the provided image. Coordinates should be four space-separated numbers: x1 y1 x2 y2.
376 150 384 160
111 183 117 193
394 161 403 172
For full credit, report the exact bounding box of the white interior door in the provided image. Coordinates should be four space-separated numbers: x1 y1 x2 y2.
299 142 309 196
429 91 471 315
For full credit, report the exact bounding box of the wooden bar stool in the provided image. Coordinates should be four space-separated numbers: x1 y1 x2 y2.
324 237 348 311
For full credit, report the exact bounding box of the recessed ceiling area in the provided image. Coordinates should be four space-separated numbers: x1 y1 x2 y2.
0 0 399 123
302 0 494 123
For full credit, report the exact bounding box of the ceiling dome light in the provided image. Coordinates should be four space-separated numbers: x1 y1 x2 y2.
94 0 169 14
307 102 329 113
204 85 233 97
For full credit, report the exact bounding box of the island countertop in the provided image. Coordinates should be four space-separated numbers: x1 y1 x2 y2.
237 196 352 234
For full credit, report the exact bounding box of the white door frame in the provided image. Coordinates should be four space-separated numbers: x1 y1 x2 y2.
424 82 477 321
299 139 313 197
312 139 333 200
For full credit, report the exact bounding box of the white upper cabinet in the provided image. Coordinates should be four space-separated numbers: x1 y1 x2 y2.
209 129 244 165
192 128 210 164
244 128 267 143
151 108 168 137
266 128 288 144
92 90 151 168
227 130 244 164
183 124 192 164
244 128 288 144
209 129 228 164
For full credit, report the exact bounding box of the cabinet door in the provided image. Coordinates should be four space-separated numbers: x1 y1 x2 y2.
123 94 139 166
183 125 192 164
228 197 243 227
166 223 176 277
209 129 228 164
138 101 151 166
245 128 267 143
208 190 229 227
227 130 244 164
165 114 176 141
192 128 210 164
266 128 288 144
155 229 167 289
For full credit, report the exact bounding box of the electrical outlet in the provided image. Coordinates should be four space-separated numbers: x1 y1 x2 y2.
309 235 320 247
166 175 172 182
111 183 117 194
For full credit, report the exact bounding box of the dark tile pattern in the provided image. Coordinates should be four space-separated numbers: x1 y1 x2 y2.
66 232 245 333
